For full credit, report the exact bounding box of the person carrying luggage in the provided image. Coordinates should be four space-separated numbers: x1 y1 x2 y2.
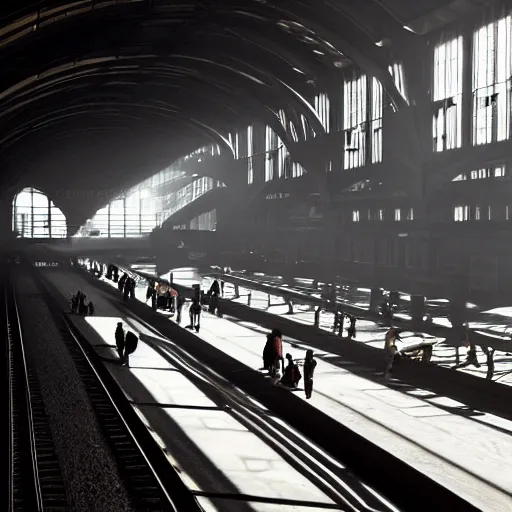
280 353 302 388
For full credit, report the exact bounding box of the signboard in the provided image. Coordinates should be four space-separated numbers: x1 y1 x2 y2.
266 193 290 200
188 252 207 261
34 261 59 267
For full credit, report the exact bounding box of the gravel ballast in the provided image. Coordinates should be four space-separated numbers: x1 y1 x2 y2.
15 273 135 512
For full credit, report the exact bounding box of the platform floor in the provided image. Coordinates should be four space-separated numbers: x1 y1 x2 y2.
47 268 512 511
218 278 512 387
43 269 396 512
122 265 512 385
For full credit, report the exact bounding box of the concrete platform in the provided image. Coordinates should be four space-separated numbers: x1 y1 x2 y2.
217 277 512 387
46 267 512 512
41 268 392 512
112 264 512 385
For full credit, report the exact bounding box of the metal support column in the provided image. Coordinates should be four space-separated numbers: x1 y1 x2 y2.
369 288 383 312
31 188 34 238
47 197 52 238
123 197 127 238
411 295 426 323
107 203 111 238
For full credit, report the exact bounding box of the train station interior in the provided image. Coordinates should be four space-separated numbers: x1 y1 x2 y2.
3 1 512 511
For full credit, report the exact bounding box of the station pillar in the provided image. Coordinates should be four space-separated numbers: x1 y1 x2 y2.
410 295 426 323
369 288 383 312
389 291 400 309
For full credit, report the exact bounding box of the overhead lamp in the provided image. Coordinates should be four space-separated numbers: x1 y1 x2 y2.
403 25 416 33
292 67 305 74
375 40 384 47
313 49 324 55
192 174 198 177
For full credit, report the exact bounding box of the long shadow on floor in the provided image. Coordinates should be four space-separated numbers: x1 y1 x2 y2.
225 317 512 435
103 361 258 512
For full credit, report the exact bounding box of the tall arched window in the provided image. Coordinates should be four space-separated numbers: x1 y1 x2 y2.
12 187 67 238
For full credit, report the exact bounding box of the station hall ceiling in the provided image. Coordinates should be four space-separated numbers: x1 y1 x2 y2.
0 0 486 225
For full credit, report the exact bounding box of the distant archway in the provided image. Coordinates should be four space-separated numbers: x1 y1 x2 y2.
12 187 67 238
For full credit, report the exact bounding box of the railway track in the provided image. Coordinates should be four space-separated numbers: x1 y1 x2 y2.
9 262 204 512
4 285 69 511
141 332 397 512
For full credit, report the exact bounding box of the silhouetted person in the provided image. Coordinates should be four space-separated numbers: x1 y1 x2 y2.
124 331 139 367
314 306 321 328
176 294 185 323
209 293 220 315
338 311 345 336
87 301 95 316
280 353 301 388
384 327 402 379
333 310 340 333
380 301 393 325
123 277 134 302
221 281 225 297
452 344 481 370
262 330 277 372
118 273 127 292
209 279 220 297
262 328 281 374
347 315 357 339
70 293 78 313
146 283 153 303
188 300 202 332
78 293 87 315
303 350 317 399
269 330 284 379
115 322 125 360
149 286 157 310
127 278 136 300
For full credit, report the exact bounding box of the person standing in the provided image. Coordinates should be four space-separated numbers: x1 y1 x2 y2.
189 300 202 332
270 330 284 380
303 350 317 399
124 331 139 367
176 294 185 324
79 292 87 315
115 322 125 360
384 327 402 379
347 315 357 339
146 283 154 303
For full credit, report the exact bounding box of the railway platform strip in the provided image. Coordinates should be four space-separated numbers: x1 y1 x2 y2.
40 266 512 511
128 265 512 386
39 268 394 512
213 273 512 386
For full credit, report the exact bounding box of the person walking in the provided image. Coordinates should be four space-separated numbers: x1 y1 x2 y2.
115 322 125 360
303 350 317 399
188 300 202 332
123 331 139 367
